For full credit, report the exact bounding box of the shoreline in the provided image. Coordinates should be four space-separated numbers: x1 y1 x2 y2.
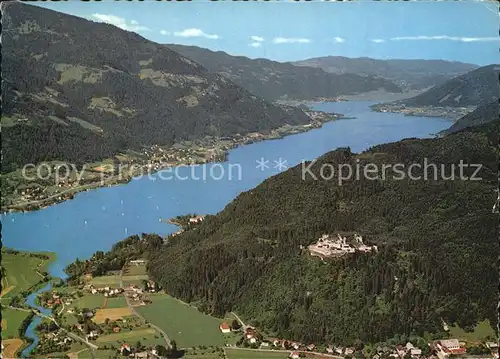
370 103 474 121
1 111 346 215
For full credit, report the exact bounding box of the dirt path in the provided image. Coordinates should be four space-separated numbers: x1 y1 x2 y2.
102 296 108 308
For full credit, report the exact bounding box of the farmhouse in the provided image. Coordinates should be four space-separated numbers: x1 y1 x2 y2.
434 339 466 359
220 322 231 334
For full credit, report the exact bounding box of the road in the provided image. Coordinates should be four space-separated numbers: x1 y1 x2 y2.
227 346 344 359
119 268 172 348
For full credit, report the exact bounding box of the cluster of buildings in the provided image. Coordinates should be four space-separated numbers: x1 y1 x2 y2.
189 215 205 224
43 330 73 346
125 284 152 306
119 344 163 358
309 234 378 258
87 285 124 297
44 291 74 308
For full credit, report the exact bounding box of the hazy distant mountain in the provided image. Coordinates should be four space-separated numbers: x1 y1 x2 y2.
292 56 479 90
1 2 310 173
399 65 499 107
443 101 498 135
167 44 402 102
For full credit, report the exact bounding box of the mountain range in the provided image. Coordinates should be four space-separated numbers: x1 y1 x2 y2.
1 2 309 173
292 56 479 90
398 64 499 108
167 44 402 102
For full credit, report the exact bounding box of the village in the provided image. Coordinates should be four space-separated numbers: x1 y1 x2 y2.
217 323 499 359
371 104 474 121
308 233 378 259
2 109 341 213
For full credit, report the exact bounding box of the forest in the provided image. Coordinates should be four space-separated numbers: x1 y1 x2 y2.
65 122 498 346
146 122 498 345
2 1 309 173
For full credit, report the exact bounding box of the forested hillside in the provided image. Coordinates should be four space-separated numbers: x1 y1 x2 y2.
167 44 402 102
1 2 309 173
146 122 498 345
398 65 498 107
443 101 498 135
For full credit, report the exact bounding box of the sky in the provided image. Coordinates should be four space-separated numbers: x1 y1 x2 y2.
35 0 499 66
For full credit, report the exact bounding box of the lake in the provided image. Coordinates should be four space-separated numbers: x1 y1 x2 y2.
2 102 452 278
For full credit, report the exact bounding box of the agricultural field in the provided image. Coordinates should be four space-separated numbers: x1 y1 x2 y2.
182 347 226 359
93 307 134 324
96 328 165 347
1 308 31 339
103 295 128 309
90 275 122 287
1 338 25 358
136 293 225 348
78 349 118 359
448 320 496 343
1 249 56 299
225 348 289 359
122 262 148 276
70 294 106 309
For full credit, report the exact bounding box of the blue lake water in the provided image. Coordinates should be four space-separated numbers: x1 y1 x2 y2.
2 102 452 278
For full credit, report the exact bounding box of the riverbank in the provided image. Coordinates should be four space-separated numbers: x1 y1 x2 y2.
1 110 345 214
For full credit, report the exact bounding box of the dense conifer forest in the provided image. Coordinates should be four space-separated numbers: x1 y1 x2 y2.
67 123 498 345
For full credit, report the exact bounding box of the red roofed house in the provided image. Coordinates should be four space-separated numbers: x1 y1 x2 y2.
219 322 231 334
289 352 300 359
435 339 466 359
113 327 120 333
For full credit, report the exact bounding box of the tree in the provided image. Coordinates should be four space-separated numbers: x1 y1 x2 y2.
231 319 241 331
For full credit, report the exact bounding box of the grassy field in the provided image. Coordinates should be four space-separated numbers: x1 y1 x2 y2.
70 294 106 309
122 263 148 276
90 275 122 287
1 308 30 339
78 349 118 359
448 320 496 343
136 294 225 348
96 328 165 347
104 296 128 309
93 307 134 324
1 249 56 299
225 349 289 359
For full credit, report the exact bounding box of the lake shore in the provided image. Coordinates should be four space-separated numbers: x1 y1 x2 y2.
1 110 346 214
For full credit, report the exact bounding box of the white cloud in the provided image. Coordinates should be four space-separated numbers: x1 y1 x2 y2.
160 30 170 36
249 42 262 48
371 38 385 43
390 35 500 42
333 37 346 43
251 36 265 42
173 28 219 39
273 37 311 44
91 14 150 32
